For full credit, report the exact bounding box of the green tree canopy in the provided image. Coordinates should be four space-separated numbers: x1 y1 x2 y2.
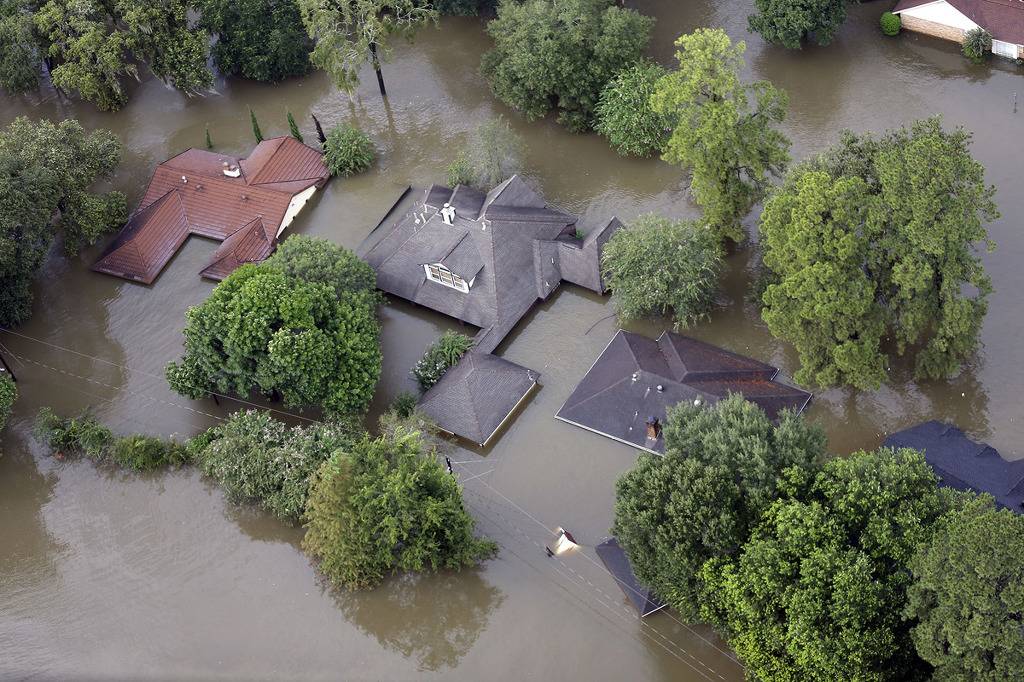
595 60 671 158
0 373 15 433
190 410 355 523
323 123 376 176
447 115 522 189
613 395 825 621
0 117 126 327
702 447 945 681
0 0 40 93
600 213 722 329
906 496 1024 680
749 0 849 49
652 28 790 243
480 0 654 132
302 426 497 589
165 235 382 415
760 118 998 389
35 0 212 110
297 0 436 95
200 0 311 82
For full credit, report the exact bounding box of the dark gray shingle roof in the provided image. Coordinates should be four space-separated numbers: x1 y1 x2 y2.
595 537 666 618
418 352 539 446
556 330 812 454
884 421 1024 513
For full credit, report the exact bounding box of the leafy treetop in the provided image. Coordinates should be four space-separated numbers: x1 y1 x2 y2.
652 28 790 243
199 0 312 82
749 0 850 49
760 118 998 389
595 59 672 158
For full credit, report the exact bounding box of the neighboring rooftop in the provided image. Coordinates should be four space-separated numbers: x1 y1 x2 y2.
419 352 539 447
595 538 666 618
894 0 1024 46
884 421 1024 513
93 137 330 284
556 330 812 454
363 176 622 354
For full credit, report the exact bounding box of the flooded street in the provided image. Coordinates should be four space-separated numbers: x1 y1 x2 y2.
2 2 1022 679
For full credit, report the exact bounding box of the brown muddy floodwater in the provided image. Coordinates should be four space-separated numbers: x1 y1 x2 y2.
1 2 1023 680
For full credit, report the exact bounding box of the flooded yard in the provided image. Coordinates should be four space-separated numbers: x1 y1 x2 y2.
1 2 1022 679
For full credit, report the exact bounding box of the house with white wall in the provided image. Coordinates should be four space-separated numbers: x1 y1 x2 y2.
894 0 1024 59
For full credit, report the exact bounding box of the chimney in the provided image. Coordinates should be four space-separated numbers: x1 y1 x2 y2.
645 416 662 440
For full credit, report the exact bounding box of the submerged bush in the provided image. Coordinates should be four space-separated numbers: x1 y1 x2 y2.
963 28 992 63
0 374 15 433
302 427 496 589
323 124 375 177
390 391 419 419
412 331 474 390
880 11 901 36
110 435 186 471
35 408 114 460
190 410 354 523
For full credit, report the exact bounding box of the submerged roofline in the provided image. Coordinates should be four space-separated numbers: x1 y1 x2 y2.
553 414 662 456
480 378 540 447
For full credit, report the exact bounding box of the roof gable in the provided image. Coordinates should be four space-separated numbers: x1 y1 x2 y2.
895 0 1024 44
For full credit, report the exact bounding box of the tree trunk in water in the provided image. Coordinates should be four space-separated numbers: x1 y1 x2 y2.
369 42 387 98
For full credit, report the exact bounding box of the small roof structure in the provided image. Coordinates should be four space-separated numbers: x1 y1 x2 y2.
363 176 622 354
419 352 539 447
556 330 812 454
595 538 666 618
884 421 1024 513
894 0 1024 46
93 137 329 285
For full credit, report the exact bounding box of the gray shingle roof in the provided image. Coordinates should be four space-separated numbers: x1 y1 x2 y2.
363 176 620 354
556 330 812 454
884 421 1024 513
595 538 666 618
418 352 539 446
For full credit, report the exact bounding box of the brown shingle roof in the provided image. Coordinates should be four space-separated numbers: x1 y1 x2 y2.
894 0 1024 45
556 330 812 454
93 137 329 285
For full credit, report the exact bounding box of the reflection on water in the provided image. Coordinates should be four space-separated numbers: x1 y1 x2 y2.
2 0 1024 679
331 570 504 673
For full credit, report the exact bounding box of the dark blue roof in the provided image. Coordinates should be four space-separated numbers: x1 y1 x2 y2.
884 421 1024 513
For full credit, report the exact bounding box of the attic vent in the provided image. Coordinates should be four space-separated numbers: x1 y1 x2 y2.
222 162 241 178
441 203 456 225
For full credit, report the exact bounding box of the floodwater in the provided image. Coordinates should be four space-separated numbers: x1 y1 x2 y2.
1 2 1022 679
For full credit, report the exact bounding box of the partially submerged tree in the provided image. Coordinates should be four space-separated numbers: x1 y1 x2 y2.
302 426 497 589
595 60 671 158
35 0 212 110
297 0 436 97
962 27 992 64
749 0 850 49
613 395 825 621
411 331 473 390
200 0 312 82
480 0 654 132
165 235 382 415
601 214 722 329
906 496 1024 680
0 0 40 94
448 115 522 189
0 373 15 433
0 117 126 327
702 447 945 681
759 118 998 389
652 28 790 243
190 410 356 523
323 123 376 176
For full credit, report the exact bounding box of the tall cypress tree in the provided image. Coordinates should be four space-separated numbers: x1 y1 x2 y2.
249 108 264 143
287 111 304 143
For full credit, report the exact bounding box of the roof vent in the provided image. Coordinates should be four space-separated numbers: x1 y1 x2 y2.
631 372 639 382
441 202 456 225
181 175 187 184
222 162 241 178
656 384 664 392
693 398 702 407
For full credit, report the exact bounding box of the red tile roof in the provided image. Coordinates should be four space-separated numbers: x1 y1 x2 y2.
93 137 329 285
894 0 1024 45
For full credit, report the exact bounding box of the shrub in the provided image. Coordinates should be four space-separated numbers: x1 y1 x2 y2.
302 427 497 589
190 410 354 523
963 28 992 64
390 391 419 419
595 61 671 157
34 408 114 460
880 11 901 36
412 331 474 390
0 373 15 433
433 0 495 15
601 214 723 329
323 124 375 177
447 153 473 187
459 116 522 188
110 435 180 471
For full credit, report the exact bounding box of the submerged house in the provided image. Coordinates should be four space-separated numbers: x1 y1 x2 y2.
364 176 622 446
93 136 330 284
885 421 1024 512
894 0 1024 59
556 330 812 454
